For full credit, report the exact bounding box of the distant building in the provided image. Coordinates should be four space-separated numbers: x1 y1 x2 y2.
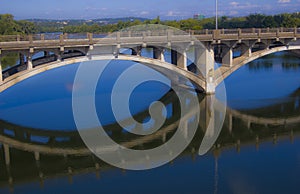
193 14 205 20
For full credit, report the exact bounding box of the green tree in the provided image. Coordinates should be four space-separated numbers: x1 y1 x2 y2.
0 14 19 34
246 14 266 28
16 20 37 34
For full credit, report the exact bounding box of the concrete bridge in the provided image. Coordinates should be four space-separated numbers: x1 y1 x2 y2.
0 27 299 94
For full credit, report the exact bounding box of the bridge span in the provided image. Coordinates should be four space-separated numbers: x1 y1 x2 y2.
0 27 299 93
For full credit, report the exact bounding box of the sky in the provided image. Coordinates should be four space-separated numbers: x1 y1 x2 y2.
0 0 299 20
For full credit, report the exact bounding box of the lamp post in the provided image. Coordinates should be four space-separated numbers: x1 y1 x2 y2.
215 0 218 30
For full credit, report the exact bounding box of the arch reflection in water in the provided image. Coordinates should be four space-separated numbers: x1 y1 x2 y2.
1 90 300 192
72 57 224 170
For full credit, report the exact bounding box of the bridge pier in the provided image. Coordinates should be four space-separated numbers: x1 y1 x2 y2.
247 120 251 129
27 55 33 70
34 151 40 161
20 53 25 66
241 45 252 57
222 47 233 67
240 40 256 57
195 45 215 94
44 51 50 57
57 52 63 62
3 144 10 165
171 49 177 65
228 113 233 133
176 49 187 70
170 48 188 70
131 46 142 56
153 47 165 62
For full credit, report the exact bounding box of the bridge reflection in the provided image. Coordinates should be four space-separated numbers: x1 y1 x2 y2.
0 89 300 191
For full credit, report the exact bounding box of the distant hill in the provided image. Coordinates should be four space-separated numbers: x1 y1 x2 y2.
26 17 149 26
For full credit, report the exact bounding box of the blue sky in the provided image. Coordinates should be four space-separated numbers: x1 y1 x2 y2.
0 0 299 20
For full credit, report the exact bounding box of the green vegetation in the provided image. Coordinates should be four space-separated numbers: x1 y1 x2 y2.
0 13 300 35
0 14 35 68
0 14 36 35
0 53 18 69
42 13 300 34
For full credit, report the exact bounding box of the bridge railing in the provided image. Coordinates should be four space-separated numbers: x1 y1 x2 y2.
0 28 298 43
0 34 30 42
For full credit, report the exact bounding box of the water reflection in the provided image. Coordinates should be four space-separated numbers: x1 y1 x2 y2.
0 88 300 193
0 50 300 193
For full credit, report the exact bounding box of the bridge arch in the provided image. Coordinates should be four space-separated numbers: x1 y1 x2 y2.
252 41 268 51
233 42 251 58
215 45 300 86
0 54 206 93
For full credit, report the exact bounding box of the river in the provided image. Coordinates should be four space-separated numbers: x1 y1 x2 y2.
0 51 299 193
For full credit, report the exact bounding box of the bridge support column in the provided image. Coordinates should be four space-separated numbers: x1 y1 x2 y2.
132 46 142 56
153 47 165 62
229 114 233 133
177 50 187 70
247 120 251 129
34 152 40 161
57 53 63 61
171 49 177 66
44 51 50 57
222 47 233 67
241 45 252 57
27 55 33 70
3 144 10 165
195 45 215 94
20 53 25 66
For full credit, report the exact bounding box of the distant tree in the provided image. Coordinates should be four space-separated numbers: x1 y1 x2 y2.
16 20 37 34
262 16 277 28
281 13 297 27
152 16 161 24
0 14 19 34
0 14 36 34
246 14 266 28
163 20 181 28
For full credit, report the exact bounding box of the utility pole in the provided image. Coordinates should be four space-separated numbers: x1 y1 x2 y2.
215 0 218 30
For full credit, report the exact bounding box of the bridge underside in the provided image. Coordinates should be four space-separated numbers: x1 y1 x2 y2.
0 54 207 93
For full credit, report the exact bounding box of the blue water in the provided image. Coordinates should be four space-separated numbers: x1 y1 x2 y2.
0 51 300 194
0 60 170 130
224 52 300 109
0 52 299 129
0 137 299 194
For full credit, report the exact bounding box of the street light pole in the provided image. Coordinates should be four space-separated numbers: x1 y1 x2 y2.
215 0 218 30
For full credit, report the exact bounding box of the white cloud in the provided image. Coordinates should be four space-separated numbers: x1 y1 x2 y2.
278 0 291 3
164 10 185 18
230 2 239 7
167 11 175 17
140 11 149 15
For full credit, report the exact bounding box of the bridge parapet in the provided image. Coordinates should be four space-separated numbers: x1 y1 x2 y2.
0 27 298 43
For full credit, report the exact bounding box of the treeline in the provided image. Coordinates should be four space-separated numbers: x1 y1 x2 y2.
1 13 300 35
58 13 300 34
0 14 36 35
